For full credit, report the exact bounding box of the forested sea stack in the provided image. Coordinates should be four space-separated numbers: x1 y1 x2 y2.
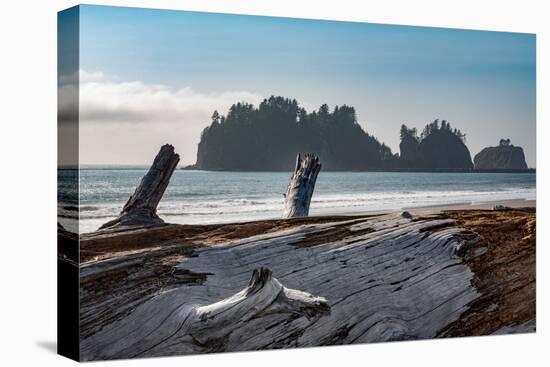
191 97 480 172
399 120 474 170
474 139 528 170
193 96 397 171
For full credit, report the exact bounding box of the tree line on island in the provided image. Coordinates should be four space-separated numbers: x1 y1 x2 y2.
188 95 528 171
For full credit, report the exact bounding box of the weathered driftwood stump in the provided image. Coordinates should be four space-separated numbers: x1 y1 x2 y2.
283 153 321 218
99 144 180 230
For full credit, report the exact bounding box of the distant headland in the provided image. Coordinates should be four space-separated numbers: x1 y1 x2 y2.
185 96 531 172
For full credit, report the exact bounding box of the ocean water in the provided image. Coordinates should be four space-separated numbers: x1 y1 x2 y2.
61 169 536 233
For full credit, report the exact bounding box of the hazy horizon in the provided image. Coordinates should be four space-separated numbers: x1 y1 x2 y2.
69 5 536 167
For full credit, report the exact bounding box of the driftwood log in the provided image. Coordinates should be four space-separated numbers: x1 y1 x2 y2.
283 153 321 218
77 208 535 361
99 144 180 230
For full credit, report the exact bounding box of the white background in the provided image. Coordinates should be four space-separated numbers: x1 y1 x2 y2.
0 0 547 365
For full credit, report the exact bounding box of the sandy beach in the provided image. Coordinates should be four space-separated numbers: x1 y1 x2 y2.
298 198 536 220
406 198 535 212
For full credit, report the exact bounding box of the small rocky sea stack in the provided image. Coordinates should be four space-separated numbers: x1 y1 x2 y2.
474 139 528 170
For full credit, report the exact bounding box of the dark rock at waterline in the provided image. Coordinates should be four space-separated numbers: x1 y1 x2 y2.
417 129 473 170
474 141 528 170
399 122 473 170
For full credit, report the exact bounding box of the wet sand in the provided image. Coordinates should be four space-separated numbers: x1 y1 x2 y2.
404 198 535 213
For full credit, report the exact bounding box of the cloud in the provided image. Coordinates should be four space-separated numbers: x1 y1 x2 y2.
58 69 264 125
80 74 263 125
59 70 264 164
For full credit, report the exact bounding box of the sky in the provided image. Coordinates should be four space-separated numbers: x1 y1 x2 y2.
71 5 536 167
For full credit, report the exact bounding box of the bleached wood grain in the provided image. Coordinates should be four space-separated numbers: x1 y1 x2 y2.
80 212 485 360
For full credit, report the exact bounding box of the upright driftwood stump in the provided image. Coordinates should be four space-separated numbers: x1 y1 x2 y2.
100 144 180 230
283 153 321 218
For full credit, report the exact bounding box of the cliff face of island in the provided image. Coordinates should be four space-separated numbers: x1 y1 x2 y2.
192 96 488 172
474 139 528 170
